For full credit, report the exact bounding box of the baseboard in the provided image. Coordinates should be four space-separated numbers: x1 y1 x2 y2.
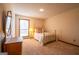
58 40 79 47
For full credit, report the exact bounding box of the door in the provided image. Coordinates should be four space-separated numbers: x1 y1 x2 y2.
20 19 29 37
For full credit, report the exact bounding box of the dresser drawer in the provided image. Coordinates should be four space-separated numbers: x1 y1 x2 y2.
6 42 22 55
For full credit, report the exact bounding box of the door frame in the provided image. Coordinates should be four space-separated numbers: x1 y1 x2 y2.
19 19 30 37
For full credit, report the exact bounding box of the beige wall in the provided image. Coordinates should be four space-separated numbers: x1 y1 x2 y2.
15 15 45 37
45 8 79 46
0 4 4 52
0 5 4 32
0 10 2 32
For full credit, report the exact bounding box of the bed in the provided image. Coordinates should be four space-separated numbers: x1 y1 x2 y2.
34 28 56 45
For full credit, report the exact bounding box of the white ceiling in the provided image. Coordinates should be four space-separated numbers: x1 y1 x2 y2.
3 3 79 19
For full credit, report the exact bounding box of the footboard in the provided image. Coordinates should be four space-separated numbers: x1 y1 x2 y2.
34 32 56 45
42 34 56 45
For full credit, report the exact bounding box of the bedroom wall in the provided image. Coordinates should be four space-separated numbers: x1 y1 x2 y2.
0 4 4 52
0 4 4 32
45 7 79 46
15 15 45 37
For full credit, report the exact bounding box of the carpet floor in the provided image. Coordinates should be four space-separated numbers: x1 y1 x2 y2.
22 39 79 55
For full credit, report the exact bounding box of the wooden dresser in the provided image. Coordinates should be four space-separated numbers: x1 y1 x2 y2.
4 38 23 55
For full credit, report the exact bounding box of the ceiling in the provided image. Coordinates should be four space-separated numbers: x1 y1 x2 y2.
3 3 79 19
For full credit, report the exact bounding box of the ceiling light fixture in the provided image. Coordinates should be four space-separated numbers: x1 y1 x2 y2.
40 8 44 12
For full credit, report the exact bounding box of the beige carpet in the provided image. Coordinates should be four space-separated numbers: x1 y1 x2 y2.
22 39 79 55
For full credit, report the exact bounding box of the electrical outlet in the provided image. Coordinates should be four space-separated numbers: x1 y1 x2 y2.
73 39 76 42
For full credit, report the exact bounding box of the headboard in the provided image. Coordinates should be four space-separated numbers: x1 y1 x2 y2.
35 28 44 33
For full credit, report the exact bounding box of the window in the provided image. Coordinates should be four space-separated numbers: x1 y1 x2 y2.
20 20 29 37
